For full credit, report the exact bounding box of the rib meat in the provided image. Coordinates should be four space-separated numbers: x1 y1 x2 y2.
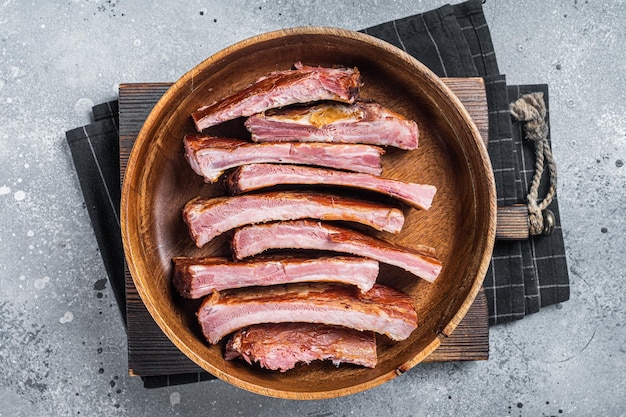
183 191 405 247
197 282 417 344
226 163 437 210
245 101 419 150
224 323 377 371
232 220 442 282
183 135 384 182
192 63 361 130
172 255 379 298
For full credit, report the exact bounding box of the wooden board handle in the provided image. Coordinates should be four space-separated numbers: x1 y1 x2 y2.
496 205 529 240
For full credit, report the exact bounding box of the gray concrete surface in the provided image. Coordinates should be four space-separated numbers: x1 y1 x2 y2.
0 1 624 416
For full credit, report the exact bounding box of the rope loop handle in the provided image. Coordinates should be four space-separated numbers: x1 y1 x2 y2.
509 92 557 236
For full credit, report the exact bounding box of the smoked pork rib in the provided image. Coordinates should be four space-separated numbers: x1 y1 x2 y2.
172 255 379 298
232 220 442 282
226 163 437 210
183 191 405 247
245 101 419 150
197 283 417 344
192 63 361 130
224 323 377 371
183 135 384 182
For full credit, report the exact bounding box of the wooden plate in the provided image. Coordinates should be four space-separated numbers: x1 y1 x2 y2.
121 27 496 399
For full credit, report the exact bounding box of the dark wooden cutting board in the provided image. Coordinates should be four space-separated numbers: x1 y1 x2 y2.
119 79 490 377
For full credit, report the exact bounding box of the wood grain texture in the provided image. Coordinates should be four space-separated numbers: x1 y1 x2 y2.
120 77 490 377
119 27 496 400
496 205 531 240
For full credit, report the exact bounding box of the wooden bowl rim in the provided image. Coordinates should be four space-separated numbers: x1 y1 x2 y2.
121 26 496 399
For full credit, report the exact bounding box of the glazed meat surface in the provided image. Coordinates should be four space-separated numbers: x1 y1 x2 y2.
197 282 418 344
172 255 379 298
183 135 384 182
192 63 361 130
225 323 377 371
231 220 442 282
245 101 419 150
183 191 405 247
226 163 437 210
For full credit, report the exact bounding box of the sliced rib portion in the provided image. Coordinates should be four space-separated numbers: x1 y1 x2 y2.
184 135 384 182
245 101 419 150
172 255 379 298
192 63 361 130
226 163 437 210
183 191 405 247
224 323 377 371
232 220 442 282
197 283 417 344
